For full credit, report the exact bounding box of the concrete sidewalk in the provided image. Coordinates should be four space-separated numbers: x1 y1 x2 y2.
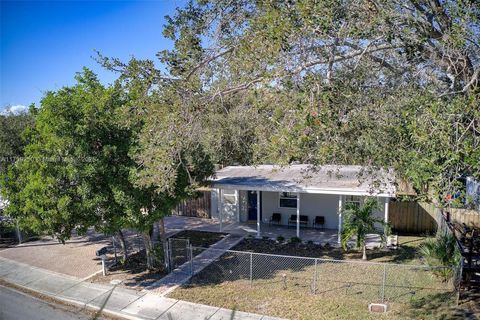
0 256 281 320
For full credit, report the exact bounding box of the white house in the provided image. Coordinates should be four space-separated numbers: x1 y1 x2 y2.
0 195 7 212
210 164 396 243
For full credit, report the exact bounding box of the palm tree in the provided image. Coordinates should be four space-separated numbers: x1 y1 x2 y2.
418 233 461 281
340 197 388 260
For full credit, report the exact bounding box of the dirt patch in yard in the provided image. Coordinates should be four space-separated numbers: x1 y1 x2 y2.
88 249 168 290
234 235 426 264
171 230 227 247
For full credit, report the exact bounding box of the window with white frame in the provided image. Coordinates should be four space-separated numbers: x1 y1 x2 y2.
345 195 362 209
279 192 297 208
222 189 237 205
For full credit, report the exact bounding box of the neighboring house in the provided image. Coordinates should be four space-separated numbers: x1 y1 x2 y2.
210 165 396 243
0 195 6 214
466 176 480 210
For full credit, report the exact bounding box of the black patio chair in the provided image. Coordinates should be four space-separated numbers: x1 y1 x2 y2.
313 216 325 230
288 215 309 228
270 213 282 225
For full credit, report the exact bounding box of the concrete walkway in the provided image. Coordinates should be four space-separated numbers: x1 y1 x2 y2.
0 256 282 320
145 234 245 295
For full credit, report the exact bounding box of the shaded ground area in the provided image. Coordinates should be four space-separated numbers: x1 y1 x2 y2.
233 235 425 264
0 239 16 251
172 230 227 247
89 230 227 290
0 230 112 278
89 249 169 290
169 236 464 320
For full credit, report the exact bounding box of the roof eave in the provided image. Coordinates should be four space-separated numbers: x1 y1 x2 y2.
212 183 395 197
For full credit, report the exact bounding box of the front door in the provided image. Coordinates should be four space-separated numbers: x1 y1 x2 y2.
247 191 262 221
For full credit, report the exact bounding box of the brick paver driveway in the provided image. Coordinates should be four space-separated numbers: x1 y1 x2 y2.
0 230 111 279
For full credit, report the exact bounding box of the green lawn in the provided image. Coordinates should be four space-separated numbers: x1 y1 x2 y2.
169 236 461 320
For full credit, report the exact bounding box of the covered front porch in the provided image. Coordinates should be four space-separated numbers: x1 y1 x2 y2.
164 216 384 248
234 221 338 243
210 165 396 244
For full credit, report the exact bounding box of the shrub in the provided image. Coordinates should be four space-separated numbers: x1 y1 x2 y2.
289 236 301 244
307 240 314 245
419 233 461 281
276 235 285 242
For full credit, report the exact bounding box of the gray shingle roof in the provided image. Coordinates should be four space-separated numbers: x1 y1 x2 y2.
212 165 396 197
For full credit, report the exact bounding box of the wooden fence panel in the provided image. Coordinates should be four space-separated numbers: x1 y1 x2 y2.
388 201 437 234
449 209 480 227
389 201 480 234
173 191 211 218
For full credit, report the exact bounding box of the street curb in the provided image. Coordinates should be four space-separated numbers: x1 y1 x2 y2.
0 278 147 320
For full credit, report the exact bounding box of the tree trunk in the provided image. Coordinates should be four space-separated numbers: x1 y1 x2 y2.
117 230 128 263
159 218 169 271
362 244 367 260
142 231 155 270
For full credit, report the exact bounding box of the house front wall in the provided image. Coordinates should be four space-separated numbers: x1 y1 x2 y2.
210 188 241 222
261 191 340 229
211 188 388 230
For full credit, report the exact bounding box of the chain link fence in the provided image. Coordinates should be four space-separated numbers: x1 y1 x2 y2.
182 246 458 309
168 237 192 273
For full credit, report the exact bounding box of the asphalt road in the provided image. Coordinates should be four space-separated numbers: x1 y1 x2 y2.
0 285 91 320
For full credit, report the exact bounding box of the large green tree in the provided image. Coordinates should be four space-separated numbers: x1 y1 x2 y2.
94 0 478 265
0 107 35 174
0 70 134 261
149 0 479 204
105 59 215 269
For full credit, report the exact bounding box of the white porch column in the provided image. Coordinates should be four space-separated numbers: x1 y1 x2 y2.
256 191 261 238
337 195 343 244
219 189 223 232
235 190 240 223
296 192 300 238
384 197 390 226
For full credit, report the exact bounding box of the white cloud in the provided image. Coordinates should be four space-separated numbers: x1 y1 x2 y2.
1 105 28 115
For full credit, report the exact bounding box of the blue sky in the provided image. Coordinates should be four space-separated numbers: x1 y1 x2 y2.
0 0 184 111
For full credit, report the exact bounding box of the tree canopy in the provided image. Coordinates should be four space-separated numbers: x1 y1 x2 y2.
103 0 478 204
0 107 35 174
0 70 136 241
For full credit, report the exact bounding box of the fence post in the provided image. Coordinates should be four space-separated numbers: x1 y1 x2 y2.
16 222 22 244
249 252 253 286
189 244 194 276
456 259 463 306
112 236 118 263
381 264 387 303
313 259 318 294
167 238 172 272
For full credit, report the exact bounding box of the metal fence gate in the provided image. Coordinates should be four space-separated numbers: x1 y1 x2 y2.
168 237 192 273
